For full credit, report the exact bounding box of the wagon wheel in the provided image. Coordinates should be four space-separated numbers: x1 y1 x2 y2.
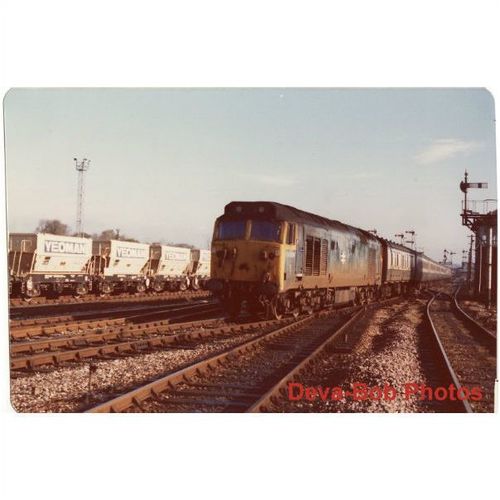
25 286 41 299
75 283 89 297
100 282 113 296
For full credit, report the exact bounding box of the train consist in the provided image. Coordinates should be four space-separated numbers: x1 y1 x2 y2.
8 233 210 298
207 201 452 318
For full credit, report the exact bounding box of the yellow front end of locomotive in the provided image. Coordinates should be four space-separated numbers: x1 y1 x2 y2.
211 239 283 288
209 219 289 294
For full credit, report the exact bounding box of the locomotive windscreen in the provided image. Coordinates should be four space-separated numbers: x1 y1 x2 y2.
216 220 246 240
250 221 281 242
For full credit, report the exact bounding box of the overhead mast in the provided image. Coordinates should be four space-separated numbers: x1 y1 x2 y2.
73 158 91 237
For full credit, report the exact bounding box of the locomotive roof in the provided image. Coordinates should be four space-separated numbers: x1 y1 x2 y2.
223 201 379 242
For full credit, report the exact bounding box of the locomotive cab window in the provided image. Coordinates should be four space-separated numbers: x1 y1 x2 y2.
285 223 296 245
216 220 246 240
250 221 282 242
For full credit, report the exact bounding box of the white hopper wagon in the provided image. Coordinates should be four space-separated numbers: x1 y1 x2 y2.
8 233 93 297
190 249 211 289
92 240 150 293
147 245 191 292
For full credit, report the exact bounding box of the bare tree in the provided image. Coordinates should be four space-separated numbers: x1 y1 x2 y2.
168 242 195 249
36 219 69 235
97 228 138 242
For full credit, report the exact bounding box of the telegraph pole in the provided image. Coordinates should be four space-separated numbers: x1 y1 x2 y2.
73 158 90 237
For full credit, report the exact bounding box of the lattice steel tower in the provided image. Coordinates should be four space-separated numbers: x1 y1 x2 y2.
73 158 90 236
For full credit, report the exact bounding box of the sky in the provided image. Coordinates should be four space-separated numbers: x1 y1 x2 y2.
3 88 497 261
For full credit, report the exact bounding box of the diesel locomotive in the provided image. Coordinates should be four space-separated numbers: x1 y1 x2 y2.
207 201 451 318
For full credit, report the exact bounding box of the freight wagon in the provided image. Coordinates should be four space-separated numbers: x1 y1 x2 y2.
8 233 93 297
190 249 211 289
91 239 150 294
9 232 212 299
147 245 192 292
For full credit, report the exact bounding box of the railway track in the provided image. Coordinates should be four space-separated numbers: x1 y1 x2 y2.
248 307 366 412
9 299 218 339
9 290 211 319
426 290 496 413
10 303 225 369
453 286 496 343
87 306 367 413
